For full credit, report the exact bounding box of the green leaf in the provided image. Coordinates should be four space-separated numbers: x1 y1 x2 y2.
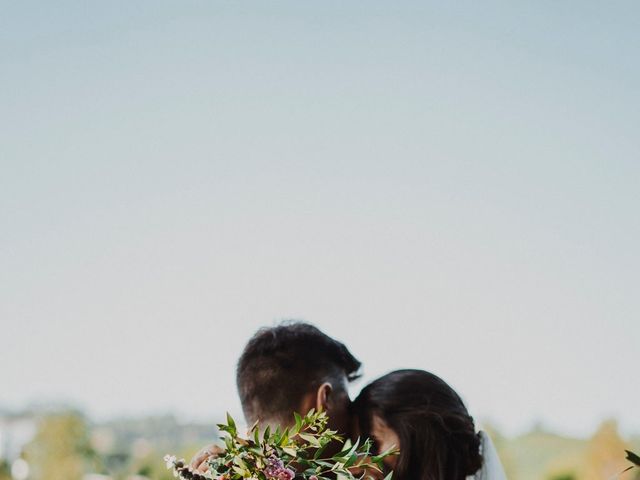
249 418 260 432
294 412 303 433
273 426 283 444
344 454 359 468
224 436 234 451
372 444 399 463
361 438 373 455
226 412 237 435
313 443 328 459
219 424 235 434
250 447 263 456
282 446 297 456
626 450 640 467
346 438 360 457
339 438 353 454
279 428 291 446
383 471 393 480
299 433 321 447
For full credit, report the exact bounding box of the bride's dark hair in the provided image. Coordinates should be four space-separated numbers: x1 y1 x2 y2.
353 369 482 480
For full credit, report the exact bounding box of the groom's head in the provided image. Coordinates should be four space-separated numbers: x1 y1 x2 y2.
236 321 361 434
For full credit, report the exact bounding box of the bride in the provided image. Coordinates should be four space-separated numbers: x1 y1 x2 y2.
353 369 507 480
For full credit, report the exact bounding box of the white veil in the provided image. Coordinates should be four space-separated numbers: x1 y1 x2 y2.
466 431 508 480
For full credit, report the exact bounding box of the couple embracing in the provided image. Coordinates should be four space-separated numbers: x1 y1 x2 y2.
191 322 507 480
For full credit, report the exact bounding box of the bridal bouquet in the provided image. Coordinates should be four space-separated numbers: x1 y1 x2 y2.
165 409 394 480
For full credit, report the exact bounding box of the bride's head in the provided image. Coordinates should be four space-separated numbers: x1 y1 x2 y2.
353 369 482 480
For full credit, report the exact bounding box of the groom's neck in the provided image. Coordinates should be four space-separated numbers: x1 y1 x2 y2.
249 415 294 431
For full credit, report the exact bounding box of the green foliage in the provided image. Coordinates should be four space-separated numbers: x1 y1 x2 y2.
166 409 395 480
24 412 96 480
0 459 11 480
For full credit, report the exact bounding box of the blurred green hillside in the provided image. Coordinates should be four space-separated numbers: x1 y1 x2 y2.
492 421 640 480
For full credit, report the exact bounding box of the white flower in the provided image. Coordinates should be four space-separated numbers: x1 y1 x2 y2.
164 454 177 469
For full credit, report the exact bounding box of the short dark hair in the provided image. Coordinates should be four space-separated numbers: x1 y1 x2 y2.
236 321 362 424
354 369 482 480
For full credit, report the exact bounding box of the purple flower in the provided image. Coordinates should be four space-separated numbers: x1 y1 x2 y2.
282 469 295 480
264 456 284 477
265 456 295 480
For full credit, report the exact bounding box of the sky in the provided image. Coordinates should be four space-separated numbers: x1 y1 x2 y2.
1 1 639 438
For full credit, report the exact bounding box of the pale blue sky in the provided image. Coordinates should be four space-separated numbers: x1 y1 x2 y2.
1 1 639 437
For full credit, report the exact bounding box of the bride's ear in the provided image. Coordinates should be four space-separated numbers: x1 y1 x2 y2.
315 382 333 412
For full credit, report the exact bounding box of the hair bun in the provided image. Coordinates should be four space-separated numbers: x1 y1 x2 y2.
462 431 483 476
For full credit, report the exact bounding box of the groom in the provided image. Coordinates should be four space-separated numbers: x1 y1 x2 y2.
190 321 362 472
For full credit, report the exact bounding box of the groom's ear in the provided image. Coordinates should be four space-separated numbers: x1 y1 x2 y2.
315 382 333 412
